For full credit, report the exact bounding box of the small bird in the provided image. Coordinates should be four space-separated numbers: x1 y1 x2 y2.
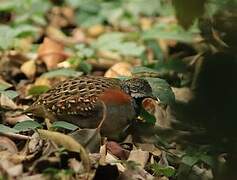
26 76 153 139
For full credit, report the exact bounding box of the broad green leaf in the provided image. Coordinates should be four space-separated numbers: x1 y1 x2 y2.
139 107 156 124
145 77 175 105
0 81 12 91
28 85 50 96
0 1 16 11
172 0 206 29
79 61 92 74
14 24 39 37
200 154 215 167
0 124 18 133
41 68 82 78
126 0 161 16
51 121 79 131
13 120 42 132
142 24 195 43
93 32 123 48
150 163 176 177
132 66 160 76
93 32 145 56
0 25 15 50
0 90 19 99
110 41 145 56
181 155 199 166
156 59 187 73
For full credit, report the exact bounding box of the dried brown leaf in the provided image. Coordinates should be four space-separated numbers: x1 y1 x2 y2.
106 141 130 160
104 62 132 78
5 114 33 125
87 24 105 37
37 37 68 70
70 128 101 153
20 60 36 79
127 149 149 168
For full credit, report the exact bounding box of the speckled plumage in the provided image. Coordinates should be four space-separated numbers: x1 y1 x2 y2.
26 76 152 139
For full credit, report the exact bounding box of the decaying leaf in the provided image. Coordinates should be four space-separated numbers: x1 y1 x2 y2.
4 114 33 125
127 149 149 168
37 129 90 172
0 136 18 154
70 128 101 153
0 159 23 177
136 143 161 157
106 141 130 160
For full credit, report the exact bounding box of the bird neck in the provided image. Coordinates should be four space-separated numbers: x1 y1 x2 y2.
132 98 143 115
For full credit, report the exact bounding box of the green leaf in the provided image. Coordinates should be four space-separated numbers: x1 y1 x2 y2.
13 120 42 132
181 155 199 166
139 107 156 124
0 1 16 11
28 85 50 96
79 61 92 74
145 77 175 105
132 66 160 76
0 90 19 99
156 59 187 73
0 25 15 50
14 24 39 37
200 154 215 167
93 32 124 49
142 24 195 43
126 0 161 16
0 124 19 133
51 121 79 131
172 0 206 29
0 81 12 91
41 68 82 78
150 163 176 177
93 32 145 56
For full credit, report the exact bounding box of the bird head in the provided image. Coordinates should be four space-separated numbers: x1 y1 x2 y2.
121 78 153 100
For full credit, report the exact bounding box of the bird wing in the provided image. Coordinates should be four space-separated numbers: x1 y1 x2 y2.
31 76 122 117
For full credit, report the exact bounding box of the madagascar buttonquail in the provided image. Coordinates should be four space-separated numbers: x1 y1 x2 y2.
26 76 153 139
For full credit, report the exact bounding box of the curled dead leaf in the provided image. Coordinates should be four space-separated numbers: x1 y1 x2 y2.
38 37 68 70
142 98 156 115
37 129 90 172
